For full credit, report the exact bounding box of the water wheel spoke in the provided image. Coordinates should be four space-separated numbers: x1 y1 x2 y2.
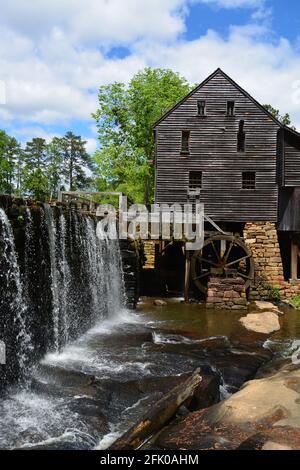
193 271 210 281
223 241 234 263
197 256 220 267
211 241 222 264
237 272 252 280
226 254 251 268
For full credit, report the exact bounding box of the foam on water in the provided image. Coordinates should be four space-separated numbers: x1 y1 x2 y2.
0 390 95 449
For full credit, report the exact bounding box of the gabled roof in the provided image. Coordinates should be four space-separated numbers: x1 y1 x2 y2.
284 124 300 140
153 68 299 135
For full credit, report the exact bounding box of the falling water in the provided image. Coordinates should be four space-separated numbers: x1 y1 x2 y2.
42 205 125 351
96 218 126 315
57 211 71 345
24 208 34 315
0 208 32 380
83 217 107 322
43 204 60 351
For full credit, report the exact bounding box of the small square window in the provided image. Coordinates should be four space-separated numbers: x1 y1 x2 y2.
197 100 206 116
189 171 202 190
227 101 235 116
181 130 190 153
242 172 255 190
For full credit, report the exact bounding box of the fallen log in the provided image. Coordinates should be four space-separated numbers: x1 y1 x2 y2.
109 368 202 450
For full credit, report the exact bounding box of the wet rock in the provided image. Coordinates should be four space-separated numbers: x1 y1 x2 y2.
254 300 283 315
146 329 272 392
97 368 220 422
153 299 167 306
156 364 300 450
187 373 220 411
237 431 296 450
239 311 280 334
67 396 110 437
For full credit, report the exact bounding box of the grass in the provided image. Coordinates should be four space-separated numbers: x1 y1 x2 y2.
289 295 300 309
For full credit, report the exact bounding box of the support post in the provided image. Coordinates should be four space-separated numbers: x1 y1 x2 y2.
184 245 191 303
291 239 298 281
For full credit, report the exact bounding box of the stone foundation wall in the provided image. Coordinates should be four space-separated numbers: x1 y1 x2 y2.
243 222 300 300
143 241 155 269
206 277 248 310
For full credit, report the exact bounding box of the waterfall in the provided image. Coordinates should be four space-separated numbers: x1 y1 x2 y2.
43 205 125 350
0 208 32 382
57 211 71 345
96 218 126 315
43 204 60 351
0 203 127 388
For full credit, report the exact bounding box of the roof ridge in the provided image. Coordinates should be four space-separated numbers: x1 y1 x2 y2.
153 68 283 129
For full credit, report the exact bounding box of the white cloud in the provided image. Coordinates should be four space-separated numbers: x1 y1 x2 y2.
0 0 187 45
0 0 299 138
85 137 98 154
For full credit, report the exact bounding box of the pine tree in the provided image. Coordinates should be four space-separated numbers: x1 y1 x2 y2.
60 131 92 191
23 138 49 201
46 137 64 200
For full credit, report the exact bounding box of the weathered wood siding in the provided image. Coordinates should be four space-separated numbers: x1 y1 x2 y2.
155 70 280 222
278 188 300 231
284 132 300 187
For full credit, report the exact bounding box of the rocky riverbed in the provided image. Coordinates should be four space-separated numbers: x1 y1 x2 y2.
143 299 300 450
0 298 299 450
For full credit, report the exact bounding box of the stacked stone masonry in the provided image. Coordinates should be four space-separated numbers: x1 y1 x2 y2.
143 241 155 269
206 277 248 310
243 221 300 300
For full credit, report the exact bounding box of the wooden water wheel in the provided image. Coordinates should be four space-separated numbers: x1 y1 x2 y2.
190 234 254 294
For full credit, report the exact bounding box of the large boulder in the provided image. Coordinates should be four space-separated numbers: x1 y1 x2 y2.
156 364 300 450
239 310 280 334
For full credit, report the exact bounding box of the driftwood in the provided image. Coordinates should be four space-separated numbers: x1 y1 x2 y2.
109 368 202 450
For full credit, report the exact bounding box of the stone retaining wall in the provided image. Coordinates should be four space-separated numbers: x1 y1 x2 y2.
243 221 300 300
206 277 248 310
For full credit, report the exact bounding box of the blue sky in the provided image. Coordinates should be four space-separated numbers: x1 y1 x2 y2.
0 0 300 153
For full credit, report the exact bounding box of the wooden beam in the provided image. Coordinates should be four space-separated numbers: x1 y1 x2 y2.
109 368 202 450
291 239 298 280
184 246 191 303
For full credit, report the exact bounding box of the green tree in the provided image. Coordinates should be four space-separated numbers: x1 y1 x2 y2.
60 131 92 191
264 104 296 130
23 138 49 201
0 130 22 194
92 68 191 204
46 137 64 200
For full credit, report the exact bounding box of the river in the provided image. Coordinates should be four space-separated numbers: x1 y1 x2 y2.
0 298 300 450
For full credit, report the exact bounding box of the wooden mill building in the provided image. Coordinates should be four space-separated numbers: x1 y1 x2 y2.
150 68 300 303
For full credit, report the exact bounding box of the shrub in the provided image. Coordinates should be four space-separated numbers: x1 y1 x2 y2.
258 283 281 302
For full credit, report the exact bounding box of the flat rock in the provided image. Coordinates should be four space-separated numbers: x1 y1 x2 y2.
254 301 282 315
239 311 280 334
